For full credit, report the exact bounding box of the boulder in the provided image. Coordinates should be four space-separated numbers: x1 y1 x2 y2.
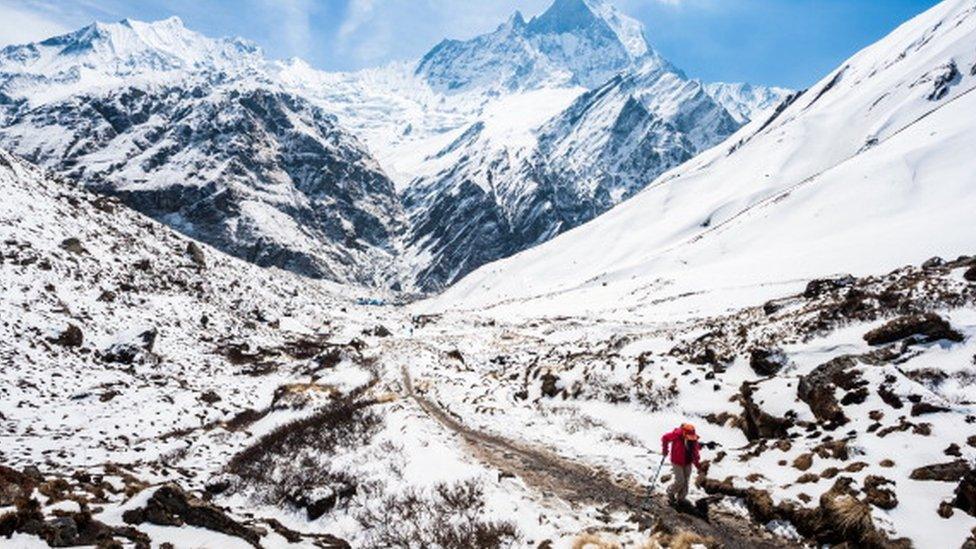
798 356 860 427
965 265 976 283
910 460 970 481
59 238 86 255
953 468 976 517
738 382 793 440
540 372 561 399
749 348 788 376
186 242 207 268
864 313 963 346
101 329 157 365
804 275 856 298
123 484 261 547
911 402 951 416
51 324 84 348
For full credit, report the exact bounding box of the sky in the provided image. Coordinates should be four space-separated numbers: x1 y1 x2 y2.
0 0 943 88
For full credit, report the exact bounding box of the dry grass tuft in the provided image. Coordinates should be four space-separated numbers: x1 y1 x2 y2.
826 494 873 537
572 532 622 549
642 529 717 549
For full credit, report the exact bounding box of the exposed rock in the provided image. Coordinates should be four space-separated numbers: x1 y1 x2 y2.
738 382 793 440
953 468 976 517
922 256 944 269
59 237 87 255
122 484 261 547
798 356 860 427
911 402 951 416
965 265 976 282
51 324 84 348
864 476 898 510
910 460 970 481
804 275 855 298
186 241 207 268
200 391 222 405
364 325 391 338
864 313 963 346
101 329 157 365
540 372 561 399
748 348 787 376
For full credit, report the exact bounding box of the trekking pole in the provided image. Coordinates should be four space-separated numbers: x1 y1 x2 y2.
647 452 667 503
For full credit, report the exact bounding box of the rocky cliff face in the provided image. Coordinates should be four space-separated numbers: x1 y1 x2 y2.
0 19 405 287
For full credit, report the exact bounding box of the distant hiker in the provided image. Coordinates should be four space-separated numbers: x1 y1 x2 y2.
661 423 702 505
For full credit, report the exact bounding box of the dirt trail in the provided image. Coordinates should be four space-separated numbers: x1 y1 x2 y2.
400 365 794 549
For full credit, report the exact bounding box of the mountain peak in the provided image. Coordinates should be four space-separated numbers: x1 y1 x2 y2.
416 0 657 92
527 0 649 58
502 10 527 31
4 16 261 83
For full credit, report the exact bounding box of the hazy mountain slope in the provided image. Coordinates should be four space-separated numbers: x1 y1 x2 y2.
433 0 976 317
0 18 405 287
704 81 793 124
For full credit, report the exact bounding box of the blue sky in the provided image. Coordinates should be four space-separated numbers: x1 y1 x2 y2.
0 0 941 88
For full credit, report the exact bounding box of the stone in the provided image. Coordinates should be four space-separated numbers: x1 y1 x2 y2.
910 460 970 482
749 348 788 376
51 324 84 348
864 313 963 346
186 242 207 268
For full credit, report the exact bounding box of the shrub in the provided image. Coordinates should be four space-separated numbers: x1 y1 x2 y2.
356 479 518 548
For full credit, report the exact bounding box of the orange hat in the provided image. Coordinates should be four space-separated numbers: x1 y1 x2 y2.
681 423 699 440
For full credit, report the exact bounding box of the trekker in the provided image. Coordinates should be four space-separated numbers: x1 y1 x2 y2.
661 423 702 505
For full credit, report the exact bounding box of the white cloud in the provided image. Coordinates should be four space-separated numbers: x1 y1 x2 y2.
258 0 315 58
0 0 72 47
331 0 553 65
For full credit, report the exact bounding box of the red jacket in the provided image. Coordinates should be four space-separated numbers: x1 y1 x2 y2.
662 429 701 467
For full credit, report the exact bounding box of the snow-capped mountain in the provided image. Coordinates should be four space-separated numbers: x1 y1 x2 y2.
0 18 405 287
401 1 747 290
435 0 976 316
416 0 660 93
0 0 789 293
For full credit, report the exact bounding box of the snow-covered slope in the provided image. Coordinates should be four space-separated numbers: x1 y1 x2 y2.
435 0 976 317
0 18 405 287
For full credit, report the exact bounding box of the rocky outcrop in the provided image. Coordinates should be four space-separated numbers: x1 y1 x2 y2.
100 328 157 365
748 347 788 376
910 460 970 481
797 356 862 427
954 468 976 517
864 313 963 346
738 382 793 440
123 484 261 547
50 324 84 348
